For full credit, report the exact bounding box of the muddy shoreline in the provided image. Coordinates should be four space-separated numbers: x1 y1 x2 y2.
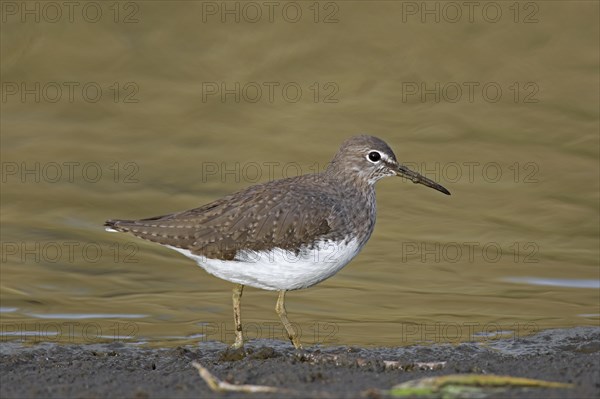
1 327 598 398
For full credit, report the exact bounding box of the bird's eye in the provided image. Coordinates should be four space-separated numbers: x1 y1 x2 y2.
367 151 381 163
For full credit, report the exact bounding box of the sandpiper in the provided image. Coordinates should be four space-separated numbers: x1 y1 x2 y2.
105 135 450 349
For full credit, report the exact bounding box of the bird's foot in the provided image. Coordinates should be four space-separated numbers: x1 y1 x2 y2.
231 336 244 350
290 337 303 351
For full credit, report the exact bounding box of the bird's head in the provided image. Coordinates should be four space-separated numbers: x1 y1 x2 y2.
327 135 450 195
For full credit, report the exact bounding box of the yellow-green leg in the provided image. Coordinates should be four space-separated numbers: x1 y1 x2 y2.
232 284 244 349
275 290 303 349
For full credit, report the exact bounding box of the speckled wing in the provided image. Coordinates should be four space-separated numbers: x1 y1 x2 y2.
105 178 338 260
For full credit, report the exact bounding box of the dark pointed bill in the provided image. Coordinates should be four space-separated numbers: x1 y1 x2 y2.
395 164 451 195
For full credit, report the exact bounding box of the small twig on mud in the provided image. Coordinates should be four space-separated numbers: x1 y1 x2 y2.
191 361 288 393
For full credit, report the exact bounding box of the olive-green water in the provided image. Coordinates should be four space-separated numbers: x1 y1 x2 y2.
1 1 598 347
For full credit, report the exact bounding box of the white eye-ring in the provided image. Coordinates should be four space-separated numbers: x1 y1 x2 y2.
367 151 381 163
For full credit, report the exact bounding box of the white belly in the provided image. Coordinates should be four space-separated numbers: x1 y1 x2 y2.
166 239 363 291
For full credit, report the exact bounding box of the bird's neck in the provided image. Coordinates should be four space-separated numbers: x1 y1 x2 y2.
323 165 376 197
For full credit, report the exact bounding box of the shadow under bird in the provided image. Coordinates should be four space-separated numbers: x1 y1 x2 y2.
105 135 450 349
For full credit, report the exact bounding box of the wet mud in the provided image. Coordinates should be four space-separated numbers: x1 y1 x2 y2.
1 327 598 398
